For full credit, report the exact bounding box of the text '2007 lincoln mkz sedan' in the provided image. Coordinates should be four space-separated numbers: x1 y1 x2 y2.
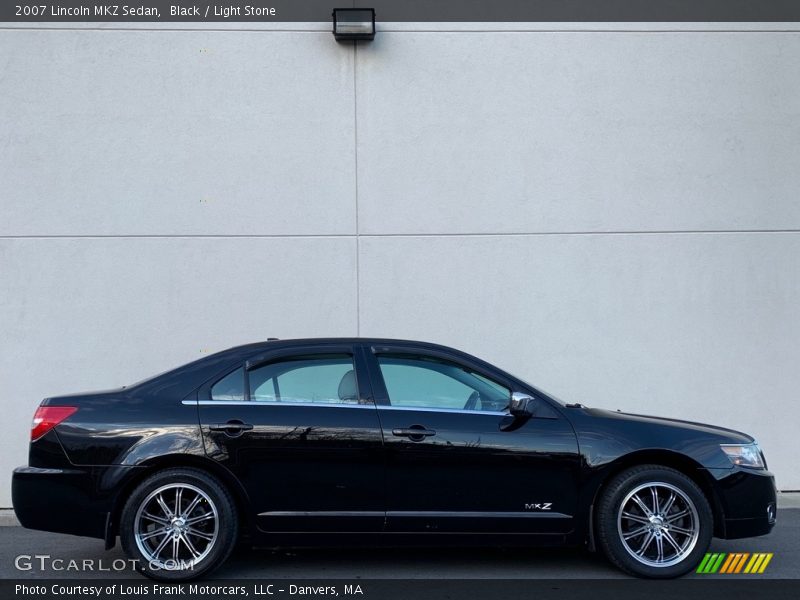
12 338 776 579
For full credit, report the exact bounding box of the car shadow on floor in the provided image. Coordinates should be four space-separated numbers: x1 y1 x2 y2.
218 544 620 579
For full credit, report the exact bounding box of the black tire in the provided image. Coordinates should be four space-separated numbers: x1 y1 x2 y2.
596 464 713 578
120 468 238 581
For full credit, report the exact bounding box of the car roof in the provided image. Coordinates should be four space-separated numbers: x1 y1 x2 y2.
131 337 498 398
223 337 454 353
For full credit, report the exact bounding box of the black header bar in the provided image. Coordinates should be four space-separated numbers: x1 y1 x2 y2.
2 1 800 23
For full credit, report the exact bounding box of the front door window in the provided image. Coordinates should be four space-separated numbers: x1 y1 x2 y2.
376 355 510 412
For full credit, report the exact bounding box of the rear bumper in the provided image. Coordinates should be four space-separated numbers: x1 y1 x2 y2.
13 466 110 540
705 467 777 539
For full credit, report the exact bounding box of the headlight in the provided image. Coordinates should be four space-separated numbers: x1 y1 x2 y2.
720 442 765 469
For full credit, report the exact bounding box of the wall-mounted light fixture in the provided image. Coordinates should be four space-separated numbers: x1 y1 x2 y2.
332 8 376 41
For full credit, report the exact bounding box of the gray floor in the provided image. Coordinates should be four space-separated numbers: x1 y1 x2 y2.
0 509 797 580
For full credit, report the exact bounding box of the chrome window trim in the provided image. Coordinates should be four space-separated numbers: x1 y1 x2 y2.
182 399 508 416
182 400 376 409
377 405 508 416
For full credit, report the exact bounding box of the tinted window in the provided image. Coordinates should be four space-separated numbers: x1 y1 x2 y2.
377 355 510 412
210 367 245 401
249 355 359 404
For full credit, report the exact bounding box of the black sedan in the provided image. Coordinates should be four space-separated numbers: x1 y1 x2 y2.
12 338 776 580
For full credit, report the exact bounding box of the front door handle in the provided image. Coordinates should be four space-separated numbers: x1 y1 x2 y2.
392 425 436 441
209 420 254 436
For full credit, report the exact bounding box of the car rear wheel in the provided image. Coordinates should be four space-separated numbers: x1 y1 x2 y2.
596 464 712 578
120 468 238 580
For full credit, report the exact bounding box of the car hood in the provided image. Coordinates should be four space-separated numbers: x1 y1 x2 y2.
585 407 754 444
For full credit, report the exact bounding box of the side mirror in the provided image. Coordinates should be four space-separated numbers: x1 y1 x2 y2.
509 392 535 417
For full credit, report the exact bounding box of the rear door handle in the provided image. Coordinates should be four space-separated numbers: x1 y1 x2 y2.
209 420 254 435
392 426 436 440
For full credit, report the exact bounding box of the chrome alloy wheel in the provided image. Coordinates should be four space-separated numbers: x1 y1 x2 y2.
617 481 700 568
134 483 219 570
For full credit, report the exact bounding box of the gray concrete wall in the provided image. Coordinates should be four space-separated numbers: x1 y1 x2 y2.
1 22 798 506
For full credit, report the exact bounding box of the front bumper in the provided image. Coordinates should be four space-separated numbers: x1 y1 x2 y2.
705 466 777 539
13 465 113 540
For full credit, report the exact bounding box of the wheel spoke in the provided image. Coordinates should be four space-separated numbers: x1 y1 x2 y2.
669 524 694 536
666 509 690 522
152 531 172 558
142 512 170 526
663 530 683 555
185 511 214 525
186 526 214 541
631 494 653 517
140 528 169 542
181 494 202 518
636 531 654 555
156 494 173 518
171 535 180 561
175 488 183 517
661 492 676 516
651 487 660 514
621 511 649 524
654 535 665 562
180 533 201 559
623 525 648 540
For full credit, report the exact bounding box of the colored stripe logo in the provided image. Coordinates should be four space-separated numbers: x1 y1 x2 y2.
697 552 773 574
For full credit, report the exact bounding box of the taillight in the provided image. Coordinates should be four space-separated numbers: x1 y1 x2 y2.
31 406 77 441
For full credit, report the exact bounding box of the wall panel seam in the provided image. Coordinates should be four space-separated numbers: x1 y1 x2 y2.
2 230 799 240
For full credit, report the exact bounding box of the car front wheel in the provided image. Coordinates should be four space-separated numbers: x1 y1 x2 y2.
120 467 238 581
596 464 713 578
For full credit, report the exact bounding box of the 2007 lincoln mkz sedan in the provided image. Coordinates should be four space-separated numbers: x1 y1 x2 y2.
12 338 776 580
